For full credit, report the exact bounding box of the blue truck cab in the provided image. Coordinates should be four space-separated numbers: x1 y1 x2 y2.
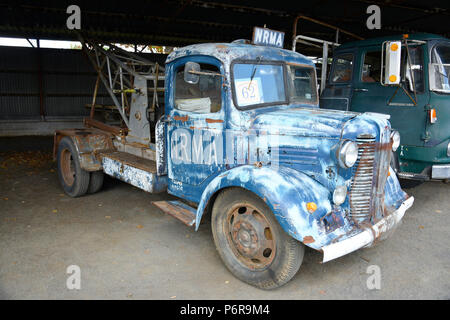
54 39 414 289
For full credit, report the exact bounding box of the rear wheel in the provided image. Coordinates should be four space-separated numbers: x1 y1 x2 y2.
88 171 104 194
211 188 304 289
57 137 90 197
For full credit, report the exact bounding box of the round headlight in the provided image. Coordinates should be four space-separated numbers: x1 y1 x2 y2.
333 185 347 205
391 130 400 152
338 141 358 168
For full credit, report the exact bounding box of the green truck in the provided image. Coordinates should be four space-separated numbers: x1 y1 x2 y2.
320 33 450 187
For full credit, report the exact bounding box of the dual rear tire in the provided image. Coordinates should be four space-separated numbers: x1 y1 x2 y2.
57 137 104 197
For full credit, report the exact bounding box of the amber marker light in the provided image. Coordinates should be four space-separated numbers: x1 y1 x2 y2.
429 108 437 124
390 43 399 51
306 202 317 214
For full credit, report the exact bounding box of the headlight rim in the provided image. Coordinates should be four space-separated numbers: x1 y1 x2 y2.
338 140 359 168
390 130 401 152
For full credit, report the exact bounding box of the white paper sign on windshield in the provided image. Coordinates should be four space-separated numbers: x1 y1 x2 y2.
235 78 263 106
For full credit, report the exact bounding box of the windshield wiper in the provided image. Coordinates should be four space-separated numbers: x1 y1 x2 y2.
248 56 262 89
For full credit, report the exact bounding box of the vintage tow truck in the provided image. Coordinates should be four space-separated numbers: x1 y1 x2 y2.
54 31 413 289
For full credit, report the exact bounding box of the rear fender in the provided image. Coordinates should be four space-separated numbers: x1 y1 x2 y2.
195 165 334 246
53 128 114 171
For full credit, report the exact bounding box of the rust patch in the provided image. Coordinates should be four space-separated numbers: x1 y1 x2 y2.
303 236 315 244
376 141 393 151
205 118 224 123
173 115 189 122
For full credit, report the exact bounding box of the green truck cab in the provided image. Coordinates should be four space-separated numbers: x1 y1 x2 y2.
320 33 450 186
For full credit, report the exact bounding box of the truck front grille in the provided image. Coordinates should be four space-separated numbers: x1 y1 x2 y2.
349 136 376 221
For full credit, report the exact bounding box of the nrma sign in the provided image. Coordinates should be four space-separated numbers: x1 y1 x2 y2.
252 27 285 48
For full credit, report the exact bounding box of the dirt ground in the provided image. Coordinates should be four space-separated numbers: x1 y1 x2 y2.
0 136 449 299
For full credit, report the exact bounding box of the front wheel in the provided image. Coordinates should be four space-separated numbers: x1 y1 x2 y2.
211 188 304 289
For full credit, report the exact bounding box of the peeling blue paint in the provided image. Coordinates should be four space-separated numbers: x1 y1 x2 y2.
102 157 167 193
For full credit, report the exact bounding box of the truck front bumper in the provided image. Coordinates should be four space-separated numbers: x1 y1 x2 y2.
321 196 414 263
431 164 450 179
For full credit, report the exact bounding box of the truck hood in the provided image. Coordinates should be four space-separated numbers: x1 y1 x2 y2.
250 107 358 138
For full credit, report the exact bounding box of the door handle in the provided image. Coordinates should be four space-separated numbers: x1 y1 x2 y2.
354 88 369 92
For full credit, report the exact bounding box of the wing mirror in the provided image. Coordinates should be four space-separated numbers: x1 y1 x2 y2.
184 62 200 84
381 41 401 85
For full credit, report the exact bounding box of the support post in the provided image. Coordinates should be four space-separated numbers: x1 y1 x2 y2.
37 39 45 120
90 74 100 119
321 42 328 94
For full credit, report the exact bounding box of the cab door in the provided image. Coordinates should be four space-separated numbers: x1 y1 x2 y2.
320 51 356 111
350 45 430 147
166 56 226 198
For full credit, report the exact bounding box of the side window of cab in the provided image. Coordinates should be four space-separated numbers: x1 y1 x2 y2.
330 53 354 83
174 63 222 113
361 51 382 83
360 47 424 92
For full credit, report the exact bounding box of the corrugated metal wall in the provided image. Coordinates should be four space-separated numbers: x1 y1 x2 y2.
0 46 167 121
0 47 41 119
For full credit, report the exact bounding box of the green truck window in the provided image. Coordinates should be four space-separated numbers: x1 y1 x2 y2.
330 54 353 83
175 63 222 113
403 46 424 93
362 51 381 83
361 46 424 92
430 43 450 93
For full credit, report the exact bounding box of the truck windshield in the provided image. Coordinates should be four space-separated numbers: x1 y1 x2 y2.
232 62 287 108
430 42 450 93
232 62 317 108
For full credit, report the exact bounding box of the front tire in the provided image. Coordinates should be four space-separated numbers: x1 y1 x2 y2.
57 137 90 197
211 188 304 289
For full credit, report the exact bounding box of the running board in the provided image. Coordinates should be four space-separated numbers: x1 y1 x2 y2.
100 151 167 193
152 200 196 227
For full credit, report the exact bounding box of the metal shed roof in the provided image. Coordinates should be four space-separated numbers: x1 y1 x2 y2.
0 0 448 50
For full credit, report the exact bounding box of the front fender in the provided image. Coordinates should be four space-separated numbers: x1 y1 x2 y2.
385 167 409 209
195 165 334 246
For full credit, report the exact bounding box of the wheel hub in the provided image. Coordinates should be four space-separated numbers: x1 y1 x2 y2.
225 204 276 270
231 219 259 257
